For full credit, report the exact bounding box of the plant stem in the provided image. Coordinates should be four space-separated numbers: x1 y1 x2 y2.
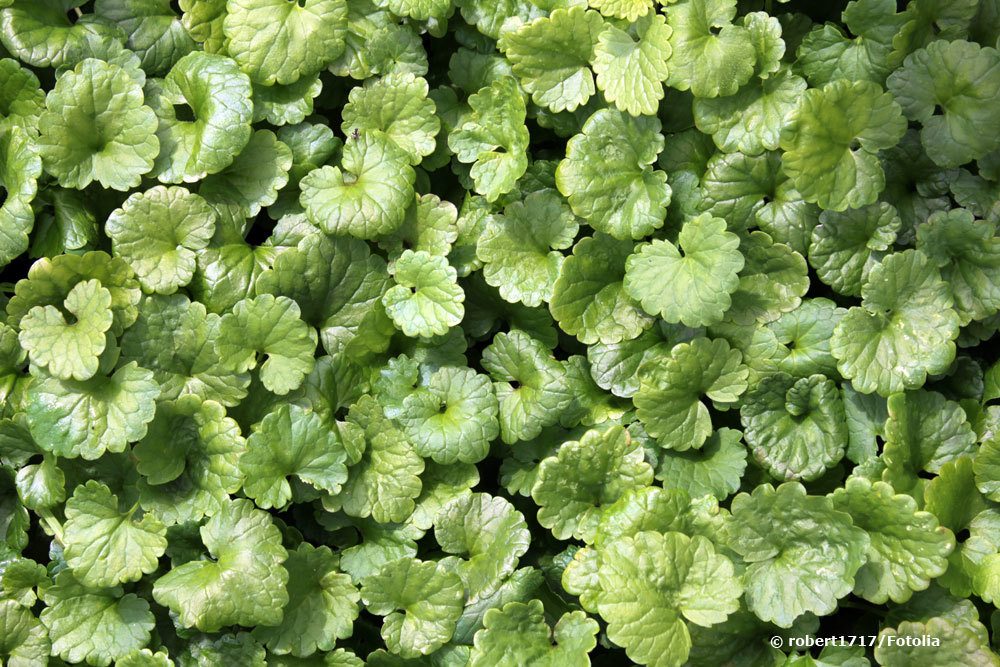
36 508 64 545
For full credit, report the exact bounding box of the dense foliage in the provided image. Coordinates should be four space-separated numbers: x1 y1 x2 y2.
1 0 1000 665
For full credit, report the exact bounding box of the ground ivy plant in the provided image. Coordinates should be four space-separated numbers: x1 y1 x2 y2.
1 0 1000 666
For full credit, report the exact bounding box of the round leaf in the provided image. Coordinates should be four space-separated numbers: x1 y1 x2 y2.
38 58 158 191
624 213 744 327
105 186 216 294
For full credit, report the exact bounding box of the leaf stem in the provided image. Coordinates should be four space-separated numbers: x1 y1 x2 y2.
36 508 65 545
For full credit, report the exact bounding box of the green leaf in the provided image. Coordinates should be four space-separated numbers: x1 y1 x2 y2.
434 492 530 599
0 599 50 665
831 250 960 396
892 0 980 65
116 649 174 667
41 571 155 667
383 250 464 338
916 208 1000 324
0 57 45 129
501 7 604 113
37 58 158 190
594 486 712 549
462 274 556 347
453 0 542 40
190 240 274 314
481 330 572 444
300 132 415 239
470 600 598 667
0 1 111 68
743 11 783 78
133 395 244 524
152 498 289 631
94 0 198 75
587 0 651 21
448 76 529 203
277 121 340 185
105 186 216 294
120 294 250 406
975 428 1000 502
693 69 807 155
560 353 630 427
550 233 653 345
360 558 465 659
241 404 349 509
63 480 167 588
744 298 846 382
665 0 756 98
593 13 672 116
342 72 439 166
394 366 498 465
950 168 1000 222
741 373 848 482
635 337 748 451
146 51 254 183
324 3 423 80
375 0 450 21
532 425 652 542
223 0 347 85
0 125 42 269
881 389 977 494
831 477 954 604
218 294 318 395
499 425 574 498
177 632 265 666
257 231 393 358
198 129 292 217
26 362 159 460
593 531 742 667
13 453 64 512
796 0 903 87
18 278 113 381
29 188 99 260
779 79 906 211
1 556 50 606
725 482 869 627
928 459 989 540
337 517 422 583
178 0 226 52
252 543 360 657
252 74 322 126
842 384 888 464
881 129 955 233
477 190 578 308
556 108 670 240
378 194 459 266
0 323 26 379
0 468 29 552
339 396 424 523
887 40 1000 168
451 566 542 645
875 617 999 667
409 461 478 532
654 427 747 500
807 202 901 297
61 38 148 95
624 213 744 326
706 154 819 256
